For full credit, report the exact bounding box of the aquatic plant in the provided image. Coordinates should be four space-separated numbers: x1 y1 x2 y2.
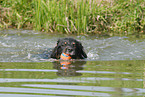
0 0 145 36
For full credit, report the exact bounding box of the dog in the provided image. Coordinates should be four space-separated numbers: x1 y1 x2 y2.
51 38 87 59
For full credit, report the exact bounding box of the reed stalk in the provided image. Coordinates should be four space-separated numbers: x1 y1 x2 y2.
0 0 145 36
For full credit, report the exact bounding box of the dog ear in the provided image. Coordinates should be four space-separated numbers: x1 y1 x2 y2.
78 42 87 59
56 39 60 46
50 46 58 58
50 39 61 59
80 47 87 58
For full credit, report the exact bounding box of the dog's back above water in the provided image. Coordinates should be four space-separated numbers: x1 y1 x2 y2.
50 38 87 60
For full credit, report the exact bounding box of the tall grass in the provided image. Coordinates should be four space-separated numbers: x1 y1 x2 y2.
0 0 145 36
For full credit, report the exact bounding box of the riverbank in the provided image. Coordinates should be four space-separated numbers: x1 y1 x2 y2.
0 0 145 36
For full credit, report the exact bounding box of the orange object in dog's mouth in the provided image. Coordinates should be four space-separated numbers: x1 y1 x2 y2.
60 53 71 60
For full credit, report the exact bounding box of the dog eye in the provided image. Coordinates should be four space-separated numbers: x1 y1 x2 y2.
61 42 67 47
72 42 76 47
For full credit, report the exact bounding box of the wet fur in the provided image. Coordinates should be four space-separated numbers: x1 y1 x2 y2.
51 38 87 59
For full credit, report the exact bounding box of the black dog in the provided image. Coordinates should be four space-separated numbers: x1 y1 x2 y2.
51 38 87 59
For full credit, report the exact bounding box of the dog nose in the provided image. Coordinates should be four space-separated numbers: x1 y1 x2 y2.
66 47 73 52
67 48 73 52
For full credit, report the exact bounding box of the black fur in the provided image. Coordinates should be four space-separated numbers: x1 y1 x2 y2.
51 38 87 59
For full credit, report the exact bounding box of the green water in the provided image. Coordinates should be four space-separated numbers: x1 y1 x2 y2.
0 30 145 96
0 60 144 97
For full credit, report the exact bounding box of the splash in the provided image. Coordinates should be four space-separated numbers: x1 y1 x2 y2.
0 30 145 62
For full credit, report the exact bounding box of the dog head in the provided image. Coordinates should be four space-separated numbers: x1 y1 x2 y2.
51 38 87 59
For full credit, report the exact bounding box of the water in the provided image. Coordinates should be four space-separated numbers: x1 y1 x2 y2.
1 30 145 62
0 30 145 97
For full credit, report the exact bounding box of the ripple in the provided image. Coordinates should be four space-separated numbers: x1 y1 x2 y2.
0 87 110 96
1 30 145 62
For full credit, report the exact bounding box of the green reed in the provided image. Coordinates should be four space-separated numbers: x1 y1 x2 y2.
0 0 145 36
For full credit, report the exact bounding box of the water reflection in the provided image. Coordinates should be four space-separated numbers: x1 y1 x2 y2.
0 94 62 97
53 60 86 77
0 61 145 96
0 87 110 96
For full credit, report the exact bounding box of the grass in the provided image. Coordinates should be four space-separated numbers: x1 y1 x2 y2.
0 0 145 36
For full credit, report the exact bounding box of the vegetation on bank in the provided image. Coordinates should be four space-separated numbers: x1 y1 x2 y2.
0 0 145 36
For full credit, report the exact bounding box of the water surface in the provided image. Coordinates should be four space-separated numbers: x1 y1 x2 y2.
1 30 145 62
0 61 144 97
0 30 145 97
